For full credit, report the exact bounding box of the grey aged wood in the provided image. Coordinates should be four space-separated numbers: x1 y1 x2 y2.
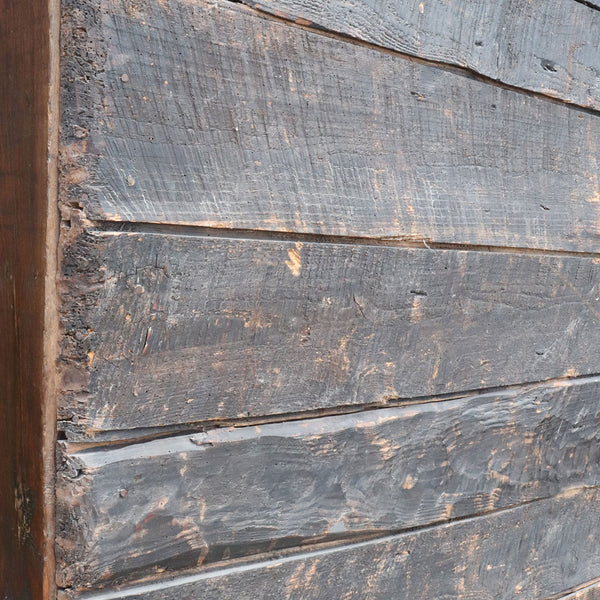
241 0 600 111
1 0 598 597
56 377 600 589
59 487 600 600
61 0 600 252
60 230 600 437
563 582 600 600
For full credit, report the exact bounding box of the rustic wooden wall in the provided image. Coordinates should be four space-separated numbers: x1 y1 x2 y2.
13 0 599 597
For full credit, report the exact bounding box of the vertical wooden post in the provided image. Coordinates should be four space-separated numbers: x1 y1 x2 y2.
0 0 59 597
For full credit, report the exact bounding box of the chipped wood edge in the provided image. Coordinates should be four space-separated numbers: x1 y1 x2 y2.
43 0 62 596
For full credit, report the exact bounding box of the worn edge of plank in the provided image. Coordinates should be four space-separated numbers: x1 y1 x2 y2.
94 220 600 260
235 0 600 114
551 578 600 600
45 0 62 597
56 486 600 599
55 375 600 589
61 372 600 447
0 0 61 597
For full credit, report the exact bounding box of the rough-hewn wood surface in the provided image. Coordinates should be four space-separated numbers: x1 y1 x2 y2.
60 230 600 437
0 0 59 598
61 0 600 252
563 582 600 600
60 487 600 600
53 0 600 597
56 377 600 589
242 0 600 110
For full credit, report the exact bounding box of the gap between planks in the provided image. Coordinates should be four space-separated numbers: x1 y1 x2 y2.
59 486 600 599
223 0 600 118
546 577 600 600
91 220 600 260
570 0 600 13
61 372 600 450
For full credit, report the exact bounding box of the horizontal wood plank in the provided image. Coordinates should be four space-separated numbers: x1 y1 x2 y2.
242 0 600 111
562 582 600 600
56 377 600 589
59 487 600 599
62 0 600 251
60 231 600 436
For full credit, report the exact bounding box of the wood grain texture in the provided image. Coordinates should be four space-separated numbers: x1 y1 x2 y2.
56 377 600 589
562 582 600 600
60 230 600 436
61 0 600 251
0 0 58 598
243 0 600 111
60 487 600 600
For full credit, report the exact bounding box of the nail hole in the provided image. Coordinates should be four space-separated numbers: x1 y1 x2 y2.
541 59 558 72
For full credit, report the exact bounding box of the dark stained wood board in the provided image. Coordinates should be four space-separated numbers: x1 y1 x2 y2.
0 0 59 598
59 486 600 600
61 0 600 252
56 376 600 589
242 0 600 111
60 230 600 437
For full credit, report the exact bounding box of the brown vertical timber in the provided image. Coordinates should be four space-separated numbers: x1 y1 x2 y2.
0 0 60 598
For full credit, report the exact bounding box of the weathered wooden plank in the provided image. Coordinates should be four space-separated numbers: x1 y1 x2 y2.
0 0 59 598
60 231 600 436
562 581 600 600
56 377 600 589
242 0 600 111
62 0 600 251
60 487 600 599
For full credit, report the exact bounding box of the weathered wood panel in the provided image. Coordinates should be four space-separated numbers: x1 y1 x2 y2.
61 231 600 436
0 0 59 598
242 0 600 111
60 487 600 600
563 582 600 600
62 0 600 252
56 377 600 589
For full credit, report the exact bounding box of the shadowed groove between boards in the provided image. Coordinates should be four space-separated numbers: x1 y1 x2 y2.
222 0 600 118
92 220 600 260
60 485 600 599
545 577 600 600
60 372 600 450
570 0 600 12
